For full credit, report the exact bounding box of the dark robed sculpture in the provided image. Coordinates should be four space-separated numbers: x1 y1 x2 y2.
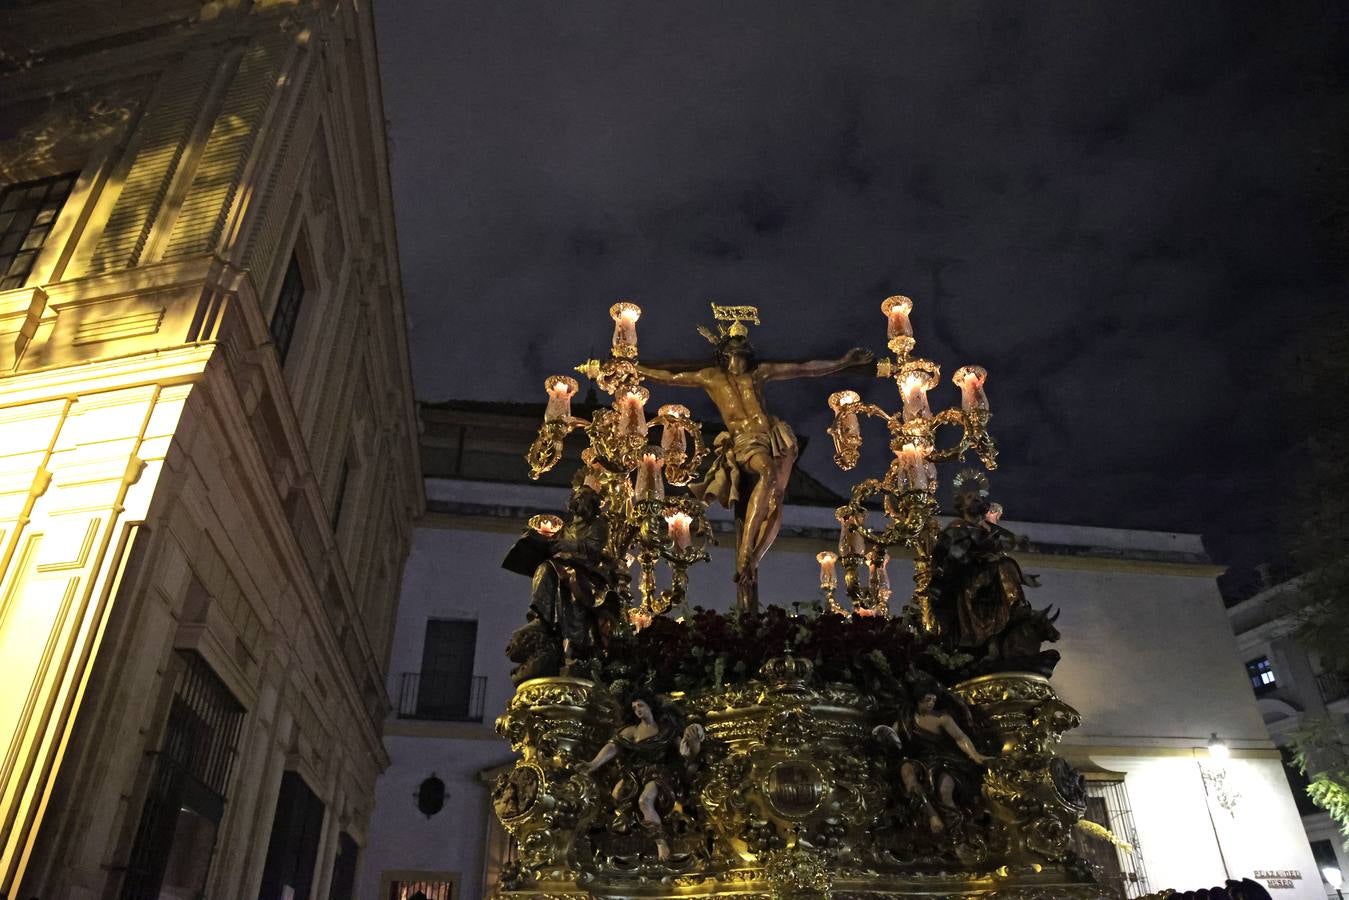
503 483 622 683
931 472 1061 675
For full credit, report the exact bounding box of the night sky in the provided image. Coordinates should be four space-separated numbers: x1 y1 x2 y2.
373 3 1349 592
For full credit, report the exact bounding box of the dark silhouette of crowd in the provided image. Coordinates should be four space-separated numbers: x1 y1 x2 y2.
1142 878 1275 900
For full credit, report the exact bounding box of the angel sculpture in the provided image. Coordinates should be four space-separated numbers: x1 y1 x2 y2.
873 687 991 836
585 695 706 861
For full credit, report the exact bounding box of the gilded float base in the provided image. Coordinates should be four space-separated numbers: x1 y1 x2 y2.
492 668 1104 900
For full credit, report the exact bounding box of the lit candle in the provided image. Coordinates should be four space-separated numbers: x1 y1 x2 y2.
666 511 693 549
953 365 990 412
618 387 649 436
635 447 665 499
881 295 913 340
528 513 563 537
543 375 578 422
816 551 838 588
658 404 689 458
629 607 652 631
610 301 641 358
901 373 933 422
899 442 930 490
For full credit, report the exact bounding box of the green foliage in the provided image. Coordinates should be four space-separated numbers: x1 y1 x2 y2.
1291 719 1349 837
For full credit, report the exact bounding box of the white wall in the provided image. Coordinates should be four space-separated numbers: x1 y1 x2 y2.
1092 754 1322 898
1049 567 1268 745
362 735 507 900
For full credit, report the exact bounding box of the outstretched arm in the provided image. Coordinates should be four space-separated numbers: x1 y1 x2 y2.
585 741 619 773
939 714 990 765
636 364 709 387
760 348 874 381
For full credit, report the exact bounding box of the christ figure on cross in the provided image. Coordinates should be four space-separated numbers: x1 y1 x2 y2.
638 320 871 610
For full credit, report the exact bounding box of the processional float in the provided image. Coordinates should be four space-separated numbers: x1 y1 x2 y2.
493 298 1110 900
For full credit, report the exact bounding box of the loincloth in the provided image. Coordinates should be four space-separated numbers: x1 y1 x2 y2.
691 418 797 510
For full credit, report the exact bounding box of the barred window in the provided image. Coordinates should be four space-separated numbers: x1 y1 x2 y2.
1070 778 1150 899
381 873 459 900
0 172 77 290
119 652 244 900
269 252 307 364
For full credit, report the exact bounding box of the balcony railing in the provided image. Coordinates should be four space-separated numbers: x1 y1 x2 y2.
1317 671 1349 704
397 672 487 722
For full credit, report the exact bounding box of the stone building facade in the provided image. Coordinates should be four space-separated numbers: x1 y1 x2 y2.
362 402 1320 900
0 2 420 898
1228 578 1349 895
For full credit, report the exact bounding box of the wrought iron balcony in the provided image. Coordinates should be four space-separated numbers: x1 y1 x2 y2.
1317 671 1349 704
397 672 487 722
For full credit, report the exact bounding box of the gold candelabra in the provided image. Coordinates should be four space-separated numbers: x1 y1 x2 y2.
822 295 998 630
526 303 712 622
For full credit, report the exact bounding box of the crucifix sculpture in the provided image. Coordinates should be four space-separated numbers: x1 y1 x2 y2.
637 306 872 610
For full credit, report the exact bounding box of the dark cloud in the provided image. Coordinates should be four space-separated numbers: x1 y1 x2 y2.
375 2 1349 585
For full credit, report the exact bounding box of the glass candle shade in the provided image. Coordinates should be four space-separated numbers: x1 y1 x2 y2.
921 458 937 492
881 295 913 339
869 553 890 593
658 404 690 457
635 447 665 499
953 365 990 412
817 551 838 588
839 517 867 557
618 386 649 436
665 511 693 549
898 360 939 423
829 389 861 438
528 513 564 536
899 442 930 490
610 301 641 358
543 375 579 422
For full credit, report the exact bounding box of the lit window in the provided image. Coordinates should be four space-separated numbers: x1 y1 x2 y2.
269 252 306 364
0 173 76 290
1247 656 1277 693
